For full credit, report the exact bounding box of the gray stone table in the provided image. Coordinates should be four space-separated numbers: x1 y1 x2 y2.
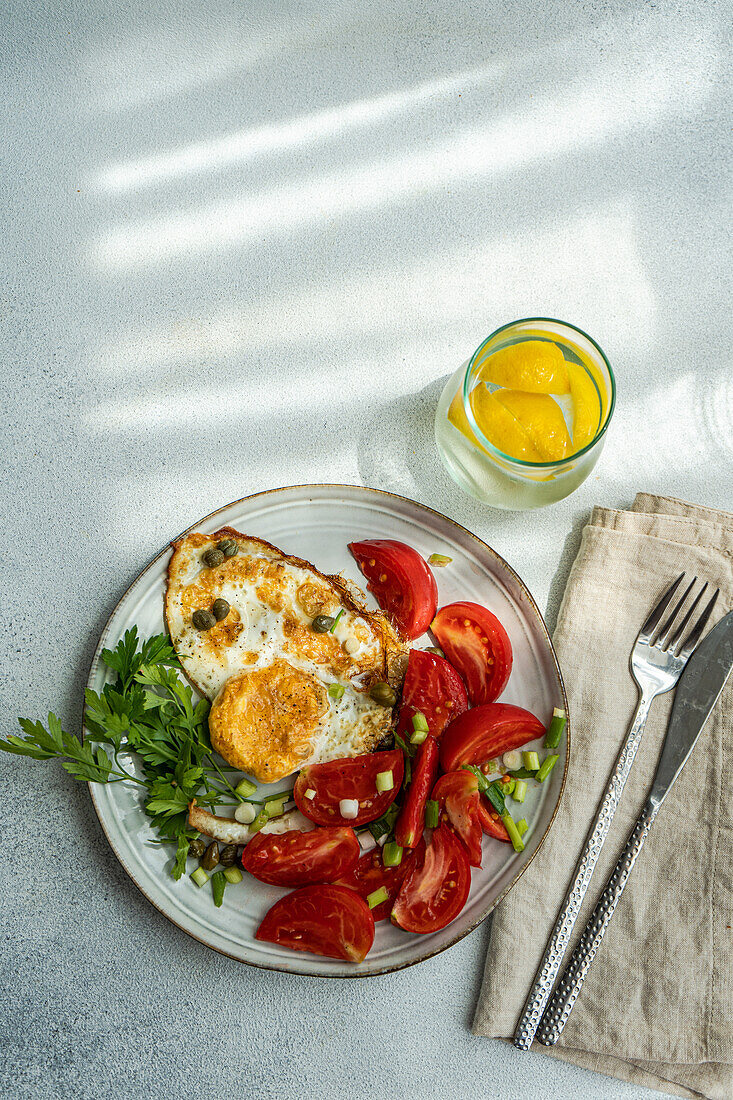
2 1 730 1097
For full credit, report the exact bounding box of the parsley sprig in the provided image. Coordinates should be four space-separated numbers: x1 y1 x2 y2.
0 627 250 880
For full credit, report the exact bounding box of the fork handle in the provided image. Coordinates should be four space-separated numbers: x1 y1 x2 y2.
537 797 660 1044
513 692 653 1050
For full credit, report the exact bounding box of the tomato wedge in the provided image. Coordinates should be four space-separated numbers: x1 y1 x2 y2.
348 539 438 639
431 602 513 703
440 702 545 773
396 649 468 740
255 884 375 962
241 827 359 886
391 823 471 933
294 750 403 826
476 797 511 843
432 771 484 867
336 841 423 921
394 735 439 849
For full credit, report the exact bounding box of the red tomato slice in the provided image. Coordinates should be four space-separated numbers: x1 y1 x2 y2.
335 841 424 921
255 884 375 962
294 750 404 826
439 702 545 773
391 823 471 934
476 797 511 843
396 649 468 740
431 602 513 703
241 827 359 886
431 771 484 867
348 539 438 640
394 735 440 849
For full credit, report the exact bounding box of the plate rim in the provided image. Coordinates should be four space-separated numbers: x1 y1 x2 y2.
83 482 569 978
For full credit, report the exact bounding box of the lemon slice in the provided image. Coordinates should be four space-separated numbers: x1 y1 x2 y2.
476 340 570 394
492 390 572 461
469 385 544 462
567 363 602 451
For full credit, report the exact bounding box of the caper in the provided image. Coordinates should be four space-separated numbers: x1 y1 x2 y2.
219 539 238 558
312 614 336 634
425 646 445 658
201 842 220 871
192 609 216 630
369 681 397 707
202 547 225 568
219 844 238 867
212 598 230 621
188 838 206 860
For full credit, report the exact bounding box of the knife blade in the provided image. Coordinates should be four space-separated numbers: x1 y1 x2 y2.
650 609 733 806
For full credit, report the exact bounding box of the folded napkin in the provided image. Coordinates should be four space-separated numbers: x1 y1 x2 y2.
473 494 733 1100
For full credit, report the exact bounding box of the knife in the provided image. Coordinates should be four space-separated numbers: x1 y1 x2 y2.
536 609 733 1046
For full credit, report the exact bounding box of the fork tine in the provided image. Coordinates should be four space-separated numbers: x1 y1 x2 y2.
638 573 685 640
654 576 697 646
666 582 707 652
676 589 720 660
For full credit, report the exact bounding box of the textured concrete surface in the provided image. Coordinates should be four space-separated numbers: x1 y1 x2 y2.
2 1 731 1097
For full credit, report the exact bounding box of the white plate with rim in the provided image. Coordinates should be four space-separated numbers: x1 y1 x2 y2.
85 484 569 977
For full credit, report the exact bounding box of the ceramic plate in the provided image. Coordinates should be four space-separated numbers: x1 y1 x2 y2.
86 485 568 977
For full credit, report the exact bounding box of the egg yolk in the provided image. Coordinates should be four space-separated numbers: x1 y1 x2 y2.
209 659 328 782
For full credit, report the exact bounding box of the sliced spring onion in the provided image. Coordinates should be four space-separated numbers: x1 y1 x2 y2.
339 798 359 820
394 732 416 757
235 777 257 799
375 770 394 793
522 751 540 772
358 830 377 852
211 872 226 907
517 818 528 837
264 797 286 818
329 609 344 633
190 867 209 888
485 781 506 816
234 802 256 824
367 802 400 841
425 799 439 829
412 711 429 733
544 708 567 749
382 842 403 867
304 788 316 800
502 749 523 771
425 646 444 658
512 779 528 803
410 729 428 746
428 553 452 566
328 683 345 700
536 754 559 782
502 812 525 852
223 866 244 884
499 776 516 797
366 886 389 909
249 809 269 833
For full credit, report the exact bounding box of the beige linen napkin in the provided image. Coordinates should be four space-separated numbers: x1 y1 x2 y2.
473 494 733 1100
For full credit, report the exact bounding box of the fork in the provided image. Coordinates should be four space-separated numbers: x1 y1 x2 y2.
513 574 718 1051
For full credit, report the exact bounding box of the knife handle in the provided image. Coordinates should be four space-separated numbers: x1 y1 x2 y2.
537 797 660 1045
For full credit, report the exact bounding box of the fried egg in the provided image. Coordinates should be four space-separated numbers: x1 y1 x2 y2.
165 528 408 783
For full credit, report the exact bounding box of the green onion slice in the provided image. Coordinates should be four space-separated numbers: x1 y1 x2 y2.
522 751 540 772
328 683 345 700
234 777 257 799
425 799 439 829
516 818 528 837
223 866 243 884
330 609 344 633
366 886 389 909
536 754 559 782
544 707 567 749
411 711 429 732
382 842 403 867
375 770 394 793
502 812 525 852
512 779 528 803
190 867 209 887
264 797 286 818
410 729 428 746
428 553 452 566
